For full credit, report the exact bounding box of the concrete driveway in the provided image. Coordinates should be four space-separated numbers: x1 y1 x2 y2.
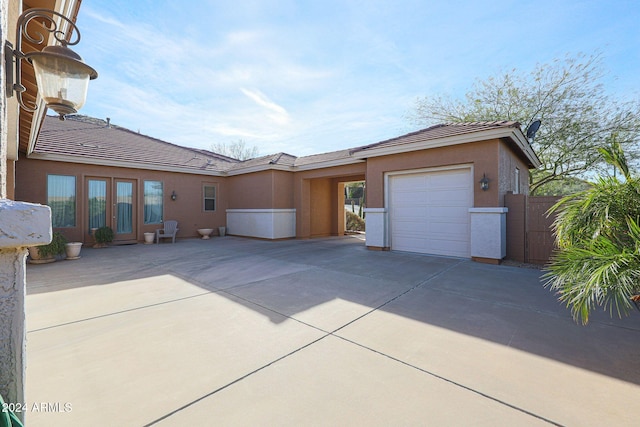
25 236 640 426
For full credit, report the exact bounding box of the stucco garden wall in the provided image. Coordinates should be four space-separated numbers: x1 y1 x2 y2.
227 170 294 209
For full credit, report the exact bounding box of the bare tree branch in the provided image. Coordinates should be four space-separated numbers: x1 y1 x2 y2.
211 140 260 161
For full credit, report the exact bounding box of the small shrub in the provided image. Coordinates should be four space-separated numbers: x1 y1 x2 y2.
94 226 114 244
37 231 68 257
346 210 365 232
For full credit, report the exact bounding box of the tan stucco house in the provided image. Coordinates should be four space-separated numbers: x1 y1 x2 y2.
16 115 540 263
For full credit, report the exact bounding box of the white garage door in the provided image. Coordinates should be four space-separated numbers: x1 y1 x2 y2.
389 168 472 258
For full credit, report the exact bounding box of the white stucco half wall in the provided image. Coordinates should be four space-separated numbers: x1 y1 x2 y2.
469 207 508 260
226 209 296 239
0 199 51 406
363 208 387 249
0 200 52 248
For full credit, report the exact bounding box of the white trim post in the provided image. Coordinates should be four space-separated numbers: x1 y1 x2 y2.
469 207 508 261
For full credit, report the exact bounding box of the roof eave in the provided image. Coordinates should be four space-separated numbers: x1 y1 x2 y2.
225 164 294 176
225 156 365 175
509 128 542 168
353 127 542 168
27 152 227 176
293 157 365 171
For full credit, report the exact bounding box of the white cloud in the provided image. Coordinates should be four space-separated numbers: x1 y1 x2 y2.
240 88 290 125
76 0 640 157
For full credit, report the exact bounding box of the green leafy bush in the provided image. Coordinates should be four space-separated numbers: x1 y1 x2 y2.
37 231 68 257
95 226 114 244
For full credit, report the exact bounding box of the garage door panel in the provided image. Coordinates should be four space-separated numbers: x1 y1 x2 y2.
430 190 470 205
394 221 428 234
430 206 469 221
394 211 429 224
428 238 468 258
389 168 472 258
392 191 428 205
395 175 427 187
428 221 468 237
392 234 427 250
429 169 467 185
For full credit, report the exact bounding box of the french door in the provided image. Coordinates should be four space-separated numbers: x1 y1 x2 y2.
114 179 137 242
86 177 137 243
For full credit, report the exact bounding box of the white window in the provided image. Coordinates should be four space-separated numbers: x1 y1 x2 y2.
203 185 216 211
514 168 520 194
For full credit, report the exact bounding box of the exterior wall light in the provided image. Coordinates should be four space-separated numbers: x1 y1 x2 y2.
4 8 98 120
171 191 177 201
479 173 489 191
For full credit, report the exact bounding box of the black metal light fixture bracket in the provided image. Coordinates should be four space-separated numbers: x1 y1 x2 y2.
5 8 97 120
479 173 490 191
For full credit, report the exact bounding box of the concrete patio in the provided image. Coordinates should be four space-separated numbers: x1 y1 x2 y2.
25 236 640 426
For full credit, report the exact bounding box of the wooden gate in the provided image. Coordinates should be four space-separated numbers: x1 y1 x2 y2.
505 194 561 265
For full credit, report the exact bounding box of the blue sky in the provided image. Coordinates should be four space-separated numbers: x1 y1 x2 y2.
74 0 640 157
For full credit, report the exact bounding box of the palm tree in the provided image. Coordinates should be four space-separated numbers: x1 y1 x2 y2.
544 141 640 324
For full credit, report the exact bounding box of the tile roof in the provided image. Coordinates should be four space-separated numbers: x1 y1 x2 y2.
33 117 537 173
351 121 521 153
294 149 356 167
227 149 358 170
229 152 298 170
33 115 239 173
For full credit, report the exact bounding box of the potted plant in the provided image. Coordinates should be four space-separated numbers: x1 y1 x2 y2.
65 241 83 260
94 226 114 248
29 231 68 264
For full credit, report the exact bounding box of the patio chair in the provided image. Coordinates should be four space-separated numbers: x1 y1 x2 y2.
156 220 179 244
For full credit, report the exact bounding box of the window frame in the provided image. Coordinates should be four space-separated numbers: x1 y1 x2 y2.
203 184 216 212
514 167 520 195
47 174 77 228
143 180 164 225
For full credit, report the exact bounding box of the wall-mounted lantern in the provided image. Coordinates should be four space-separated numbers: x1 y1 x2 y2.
479 173 490 191
171 191 177 201
4 8 98 120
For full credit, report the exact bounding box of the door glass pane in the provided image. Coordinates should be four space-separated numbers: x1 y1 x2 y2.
116 182 133 234
88 179 107 231
143 181 163 224
48 175 76 227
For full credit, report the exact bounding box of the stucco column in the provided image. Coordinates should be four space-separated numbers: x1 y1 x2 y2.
363 208 388 250
0 200 51 409
469 207 508 263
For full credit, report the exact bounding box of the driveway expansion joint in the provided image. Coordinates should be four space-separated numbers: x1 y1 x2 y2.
26 237 639 425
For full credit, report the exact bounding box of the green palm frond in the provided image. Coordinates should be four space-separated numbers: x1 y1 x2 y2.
545 143 639 324
598 136 631 180
544 217 640 324
549 177 640 248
